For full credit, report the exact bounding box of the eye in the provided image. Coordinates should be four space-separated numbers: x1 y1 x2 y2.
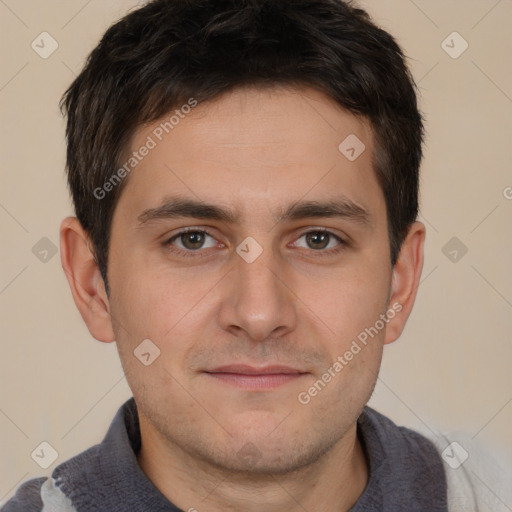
162 227 347 259
165 229 218 253
293 230 346 254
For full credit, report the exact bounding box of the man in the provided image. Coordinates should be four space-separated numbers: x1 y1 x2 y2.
3 0 510 511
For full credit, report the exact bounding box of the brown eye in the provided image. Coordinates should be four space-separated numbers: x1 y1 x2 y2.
180 231 206 250
294 230 344 252
305 231 331 250
290 229 348 258
166 230 217 252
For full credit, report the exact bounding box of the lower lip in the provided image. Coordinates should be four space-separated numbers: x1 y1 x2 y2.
205 372 307 390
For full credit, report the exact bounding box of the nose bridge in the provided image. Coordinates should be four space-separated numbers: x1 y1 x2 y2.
238 247 282 301
219 240 297 342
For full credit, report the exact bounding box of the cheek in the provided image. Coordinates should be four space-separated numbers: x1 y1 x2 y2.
108 257 226 381
110 255 198 337
304 263 391 346
108 267 195 405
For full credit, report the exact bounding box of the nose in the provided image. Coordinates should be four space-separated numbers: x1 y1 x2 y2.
218 244 298 343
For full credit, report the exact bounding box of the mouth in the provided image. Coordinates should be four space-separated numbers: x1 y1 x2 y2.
203 364 309 390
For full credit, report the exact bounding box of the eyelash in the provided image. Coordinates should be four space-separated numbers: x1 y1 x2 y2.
163 228 347 259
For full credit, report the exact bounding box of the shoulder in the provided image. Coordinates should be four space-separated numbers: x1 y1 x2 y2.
1 477 46 512
1 440 103 511
2 399 134 512
360 407 512 511
416 425 512 512
2 474 82 512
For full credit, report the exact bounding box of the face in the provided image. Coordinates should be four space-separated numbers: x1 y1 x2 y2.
106 86 395 473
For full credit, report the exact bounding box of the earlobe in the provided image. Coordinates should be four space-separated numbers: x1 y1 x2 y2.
60 217 115 343
383 221 426 345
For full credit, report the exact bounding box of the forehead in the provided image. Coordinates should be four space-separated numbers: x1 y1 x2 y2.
114 86 383 224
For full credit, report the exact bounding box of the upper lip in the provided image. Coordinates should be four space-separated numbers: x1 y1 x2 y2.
205 364 307 375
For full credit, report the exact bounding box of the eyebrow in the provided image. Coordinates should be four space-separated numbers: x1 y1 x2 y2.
137 197 371 227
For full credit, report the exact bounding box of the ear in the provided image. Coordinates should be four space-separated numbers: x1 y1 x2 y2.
383 221 425 345
60 217 115 343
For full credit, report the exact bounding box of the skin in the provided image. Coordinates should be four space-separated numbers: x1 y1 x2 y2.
60 86 425 512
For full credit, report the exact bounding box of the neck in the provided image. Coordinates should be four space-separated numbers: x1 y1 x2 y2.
137 419 368 512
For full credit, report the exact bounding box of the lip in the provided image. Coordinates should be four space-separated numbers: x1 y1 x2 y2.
207 364 306 375
204 364 308 390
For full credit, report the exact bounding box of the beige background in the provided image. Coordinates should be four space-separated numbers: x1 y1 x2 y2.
1 0 511 505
